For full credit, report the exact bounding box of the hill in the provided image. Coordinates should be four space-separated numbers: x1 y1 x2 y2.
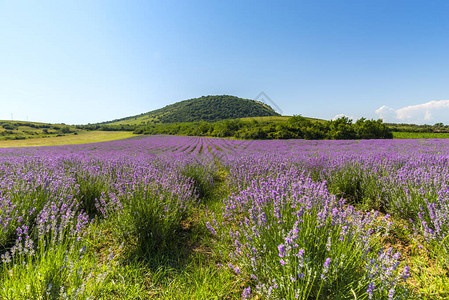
0 120 82 141
103 95 281 125
0 120 136 146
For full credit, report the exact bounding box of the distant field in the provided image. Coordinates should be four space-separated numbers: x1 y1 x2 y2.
0 131 136 147
238 115 325 123
238 115 290 122
108 115 160 125
393 132 449 139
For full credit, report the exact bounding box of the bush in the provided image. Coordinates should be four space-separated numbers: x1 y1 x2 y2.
180 163 215 201
2 123 17 130
60 126 72 134
110 171 197 255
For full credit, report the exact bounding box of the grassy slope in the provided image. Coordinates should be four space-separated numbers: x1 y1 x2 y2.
0 120 83 140
238 115 326 123
0 131 136 147
106 116 157 125
0 120 54 126
393 132 449 139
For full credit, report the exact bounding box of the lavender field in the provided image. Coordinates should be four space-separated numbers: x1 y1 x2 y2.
1 135 449 299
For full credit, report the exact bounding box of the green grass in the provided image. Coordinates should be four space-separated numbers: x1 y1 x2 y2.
239 115 323 123
0 120 82 139
393 132 449 139
108 115 161 125
238 115 329 124
0 120 57 126
0 131 136 147
238 115 291 122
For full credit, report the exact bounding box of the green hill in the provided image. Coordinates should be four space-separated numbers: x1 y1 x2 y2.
0 120 82 141
103 95 281 125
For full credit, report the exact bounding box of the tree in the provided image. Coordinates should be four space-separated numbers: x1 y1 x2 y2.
354 118 392 139
326 117 356 140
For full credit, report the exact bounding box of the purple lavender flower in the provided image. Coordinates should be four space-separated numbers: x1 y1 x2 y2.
321 257 331 279
367 282 375 299
402 265 411 281
278 244 286 257
242 286 251 299
388 288 395 300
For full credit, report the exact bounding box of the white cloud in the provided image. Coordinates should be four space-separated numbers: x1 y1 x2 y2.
332 113 355 121
375 100 449 124
375 105 396 121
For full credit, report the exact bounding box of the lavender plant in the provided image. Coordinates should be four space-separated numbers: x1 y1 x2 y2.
208 172 409 299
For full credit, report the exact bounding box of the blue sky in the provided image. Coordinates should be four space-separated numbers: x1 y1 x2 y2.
1 0 448 124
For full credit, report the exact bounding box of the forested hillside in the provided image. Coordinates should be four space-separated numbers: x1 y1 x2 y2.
103 95 280 125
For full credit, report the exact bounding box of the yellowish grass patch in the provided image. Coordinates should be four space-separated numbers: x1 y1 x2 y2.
0 131 137 148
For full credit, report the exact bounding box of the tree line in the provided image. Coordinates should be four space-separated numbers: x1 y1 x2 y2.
386 122 449 133
133 115 393 140
0 117 393 140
